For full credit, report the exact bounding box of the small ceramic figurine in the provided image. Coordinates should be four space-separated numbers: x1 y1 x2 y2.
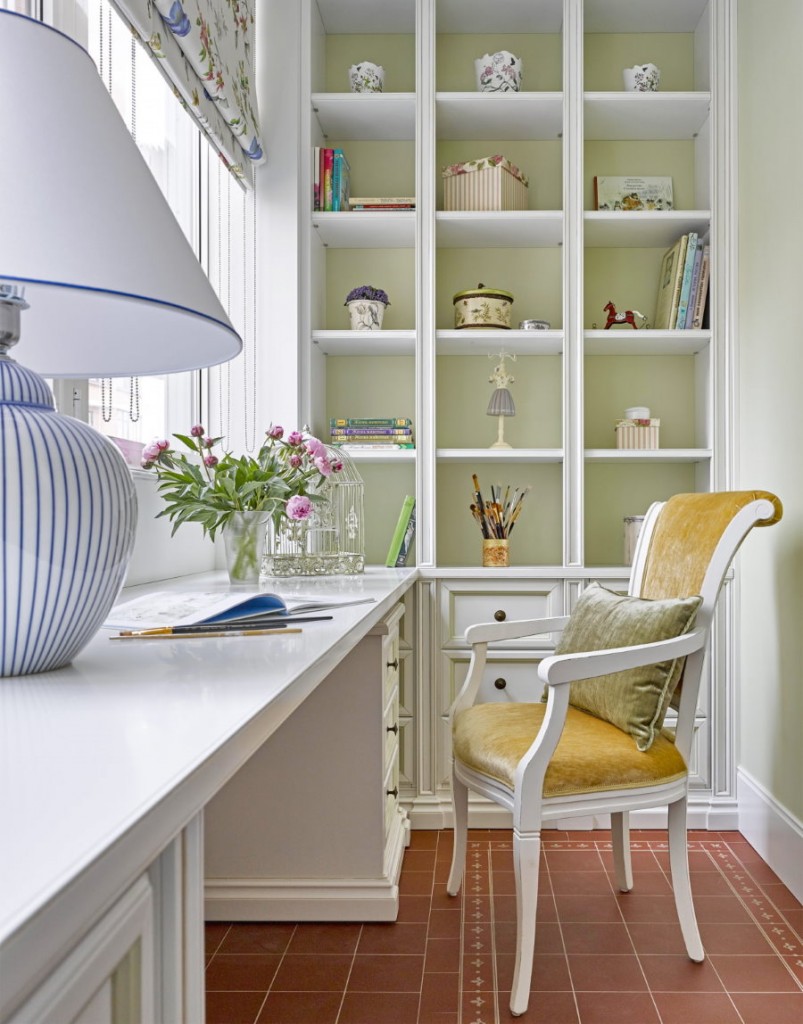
349 62 384 93
603 300 647 329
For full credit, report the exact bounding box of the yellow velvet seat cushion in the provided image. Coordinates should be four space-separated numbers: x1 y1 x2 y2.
453 702 687 798
555 583 702 751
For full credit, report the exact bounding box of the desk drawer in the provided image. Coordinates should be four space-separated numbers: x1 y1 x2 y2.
441 651 545 715
383 757 400 839
440 580 562 648
383 689 400 772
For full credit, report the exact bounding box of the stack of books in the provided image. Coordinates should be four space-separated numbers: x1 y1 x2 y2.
653 231 711 330
329 417 415 450
348 197 415 212
313 147 350 212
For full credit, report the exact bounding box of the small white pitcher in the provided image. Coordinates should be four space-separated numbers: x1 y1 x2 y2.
622 63 661 91
349 61 385 93
474 51 523 93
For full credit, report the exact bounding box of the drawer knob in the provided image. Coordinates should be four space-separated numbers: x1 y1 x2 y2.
387 786 399 799
387 658 399 670
494 609 507 622
387 722 399 735
494 677 507 690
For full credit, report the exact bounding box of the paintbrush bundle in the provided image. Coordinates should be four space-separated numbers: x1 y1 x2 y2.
469 474 530 539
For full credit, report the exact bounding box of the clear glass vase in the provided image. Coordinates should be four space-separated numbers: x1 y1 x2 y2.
222 511 269 585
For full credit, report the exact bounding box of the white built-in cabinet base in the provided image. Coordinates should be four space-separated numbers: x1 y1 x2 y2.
204 606 410 921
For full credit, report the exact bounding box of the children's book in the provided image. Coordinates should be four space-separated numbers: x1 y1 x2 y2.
674 231 699 329
105 590 375 631
653 233 688 330
385 496 415 567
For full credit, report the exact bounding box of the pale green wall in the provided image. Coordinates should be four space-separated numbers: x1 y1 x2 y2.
738 0 803 819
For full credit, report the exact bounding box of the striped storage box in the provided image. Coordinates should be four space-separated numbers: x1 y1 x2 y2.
615 418 660 449
442 154 529 211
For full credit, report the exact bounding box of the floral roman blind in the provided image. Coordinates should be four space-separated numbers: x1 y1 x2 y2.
112 0 264 180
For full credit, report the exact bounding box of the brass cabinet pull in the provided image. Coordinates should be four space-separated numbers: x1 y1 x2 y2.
387 786 399 799
387 658 399 670
387 722 399 735
494 609 507 622
494 677 507 690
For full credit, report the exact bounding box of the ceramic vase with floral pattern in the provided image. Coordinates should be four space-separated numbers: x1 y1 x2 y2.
347 299 387 330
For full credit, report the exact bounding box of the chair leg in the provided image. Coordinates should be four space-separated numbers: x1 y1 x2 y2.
510 829 541 1017
611 810 633 892
446 763 468 896
668 797 704 962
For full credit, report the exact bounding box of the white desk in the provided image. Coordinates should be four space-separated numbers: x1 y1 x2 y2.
0 567 416 1023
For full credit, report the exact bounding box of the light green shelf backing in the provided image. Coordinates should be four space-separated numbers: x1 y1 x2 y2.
437 140 562 212
437 355 562 449
358 463 417 567
437 462 562 568
585 462 697 567
585 355 697 448
324 35 416 93
584 141 697 211
436 34 562 93
584 34 694 92
437 249 562 330
325 355 416 429
326 140 415 205
326 249 415 329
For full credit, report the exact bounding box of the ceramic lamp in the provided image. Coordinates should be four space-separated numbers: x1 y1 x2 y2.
0 12 241 676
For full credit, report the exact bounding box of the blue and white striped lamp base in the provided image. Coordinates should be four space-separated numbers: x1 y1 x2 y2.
0 356 136 676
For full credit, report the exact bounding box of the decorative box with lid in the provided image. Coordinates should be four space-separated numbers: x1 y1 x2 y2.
262 446 365 577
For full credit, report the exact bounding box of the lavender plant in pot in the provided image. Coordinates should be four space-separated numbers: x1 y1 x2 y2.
345 285 390 330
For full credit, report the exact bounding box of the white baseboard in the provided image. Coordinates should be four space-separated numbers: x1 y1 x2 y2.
405 795 737 832
204 877 399 922
738 767 803 902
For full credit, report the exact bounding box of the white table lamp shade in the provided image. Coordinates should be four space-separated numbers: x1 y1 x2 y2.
0 12 241 676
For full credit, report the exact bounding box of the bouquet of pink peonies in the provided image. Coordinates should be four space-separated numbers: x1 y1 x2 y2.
142 425 341 540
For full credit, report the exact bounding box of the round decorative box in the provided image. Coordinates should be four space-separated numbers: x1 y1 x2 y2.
453 283 514 329
519 319 551 330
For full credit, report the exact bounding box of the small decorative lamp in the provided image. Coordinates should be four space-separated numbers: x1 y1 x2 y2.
0 12 241 676
486 353 516 449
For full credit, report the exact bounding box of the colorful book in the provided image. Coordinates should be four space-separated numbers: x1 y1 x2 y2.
323 148 334 211
674 232 699 329
653 233 688 330
332 442 416 450
385 496 415 567
312 146 321 211
349 197 415 207
330 427 413 436
332 438 416 445
683 239 705 328
331 148 350 212
394 502 416 567
690 245 711 329
593 176 673 211
330 417 413 428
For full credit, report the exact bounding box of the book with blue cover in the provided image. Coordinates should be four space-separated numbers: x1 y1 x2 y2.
674 232 699 329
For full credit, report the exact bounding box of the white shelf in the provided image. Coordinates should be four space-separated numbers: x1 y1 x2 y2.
584 330 711 355
437 448 563 463
584 93 711 140
437 0 563 33
315 0 415 33
584 0 709 33
436 211 562 248
311 211 415 248
336 448 416 463
313 330 416 355
437 330 562 355
584 210 710 247
312 93 416 141
436 93 563 141
584 449 712 463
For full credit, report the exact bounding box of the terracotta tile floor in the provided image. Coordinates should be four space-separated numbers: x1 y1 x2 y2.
206 830 803 1023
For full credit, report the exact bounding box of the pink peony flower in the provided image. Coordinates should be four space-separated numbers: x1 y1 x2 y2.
142 439 167 461
289 454 302 468
332 461 343 472
190 424 205 437
314 454 332 477
286 494 313 520
305 436 326 458
267 424 284 439
204 454 219 468
156 439 170 451
204 437 215 448
287 431 304 446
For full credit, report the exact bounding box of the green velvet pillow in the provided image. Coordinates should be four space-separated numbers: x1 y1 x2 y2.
553 583 702 752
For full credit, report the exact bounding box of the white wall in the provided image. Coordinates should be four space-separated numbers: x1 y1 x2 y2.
737 0 803 890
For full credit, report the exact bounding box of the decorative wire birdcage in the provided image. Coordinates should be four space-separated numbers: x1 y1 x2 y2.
261 445 365 577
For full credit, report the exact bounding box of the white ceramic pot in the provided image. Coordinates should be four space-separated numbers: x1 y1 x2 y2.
349 62 385 93
347 298 387 330
622 63 661 92
474 51 523 93
453 284 513 329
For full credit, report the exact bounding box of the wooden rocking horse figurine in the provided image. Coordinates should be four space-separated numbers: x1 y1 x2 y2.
603 300 647 329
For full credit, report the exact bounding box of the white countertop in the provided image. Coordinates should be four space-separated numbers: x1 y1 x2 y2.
0 567 416 998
